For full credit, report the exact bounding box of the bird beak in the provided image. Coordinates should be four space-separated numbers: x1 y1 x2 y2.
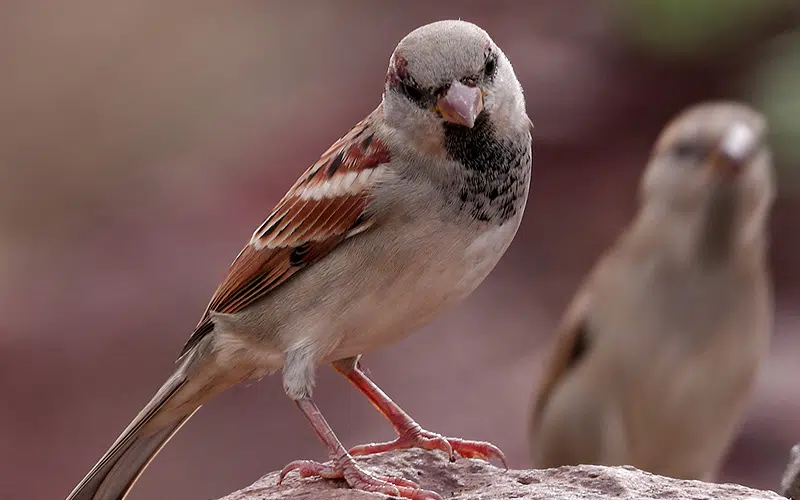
435 80 484 128
711 122 759 177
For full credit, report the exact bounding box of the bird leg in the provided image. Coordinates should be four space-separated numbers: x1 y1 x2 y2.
279 397 443 500
333 357 508 468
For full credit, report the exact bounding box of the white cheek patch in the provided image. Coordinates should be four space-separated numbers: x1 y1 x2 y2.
720 122 757 161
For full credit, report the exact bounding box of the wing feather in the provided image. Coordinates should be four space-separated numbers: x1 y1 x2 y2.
179 107 390 357
532 287 594 425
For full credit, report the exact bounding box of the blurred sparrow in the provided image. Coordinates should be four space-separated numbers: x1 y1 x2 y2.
66 20 532 500
529 102 774 481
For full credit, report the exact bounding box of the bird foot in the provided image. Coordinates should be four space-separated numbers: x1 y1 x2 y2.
278 454 443 500
349 428 508 468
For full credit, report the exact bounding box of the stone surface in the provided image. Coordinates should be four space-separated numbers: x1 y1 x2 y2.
780 444 800 499
216 449 784 500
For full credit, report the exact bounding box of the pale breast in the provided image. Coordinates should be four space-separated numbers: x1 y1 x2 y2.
586 261 770 475
323 213 525 361
212 206 525 371
215 137 531 370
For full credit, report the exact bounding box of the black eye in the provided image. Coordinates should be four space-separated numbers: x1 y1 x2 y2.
484 54 498 78
399 80 425 104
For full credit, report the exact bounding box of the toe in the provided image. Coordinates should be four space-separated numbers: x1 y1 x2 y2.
396 485 444 500
448 438 508 468
380 475 420 489
419 434 455 460
278 459 341 483
349 438 405 457
279 455 444 499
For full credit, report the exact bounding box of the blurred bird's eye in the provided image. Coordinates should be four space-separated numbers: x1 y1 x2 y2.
670 140 707 163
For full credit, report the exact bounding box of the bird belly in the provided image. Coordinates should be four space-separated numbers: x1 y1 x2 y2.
604 319 766 478
627 346 761 478
581 267 770 478
324 216 523 361
212 210 524 371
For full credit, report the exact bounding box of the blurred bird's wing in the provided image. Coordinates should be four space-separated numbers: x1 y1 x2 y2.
180 108 391 357
532 230 640 425
531 283 595 426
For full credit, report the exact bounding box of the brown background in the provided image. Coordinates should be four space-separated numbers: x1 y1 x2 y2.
1 2 799 500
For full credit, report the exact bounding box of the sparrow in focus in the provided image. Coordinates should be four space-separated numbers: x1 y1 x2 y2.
66 20 532 500
529 102 774 481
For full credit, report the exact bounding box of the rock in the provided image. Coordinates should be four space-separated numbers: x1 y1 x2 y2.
780 444 800 499
215 449 783 499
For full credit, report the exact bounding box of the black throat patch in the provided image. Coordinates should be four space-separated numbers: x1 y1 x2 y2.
442 112 531 224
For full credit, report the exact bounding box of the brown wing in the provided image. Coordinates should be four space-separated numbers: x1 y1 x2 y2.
180 108 391 357
531 288 594 426
530 231 635 426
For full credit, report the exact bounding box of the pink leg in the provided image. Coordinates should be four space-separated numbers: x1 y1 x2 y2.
279 398 443 500
333 359 508 468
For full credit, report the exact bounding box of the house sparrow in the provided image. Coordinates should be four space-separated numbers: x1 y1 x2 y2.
529 102 774 481
66 20 532 500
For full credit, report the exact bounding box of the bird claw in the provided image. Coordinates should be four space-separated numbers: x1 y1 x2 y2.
278 456 442 500
446 437 508 468
279 459 341 481
349 428 508 469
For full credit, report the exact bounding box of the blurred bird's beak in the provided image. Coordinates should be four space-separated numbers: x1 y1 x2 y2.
712 123 759 177
436 80 484 128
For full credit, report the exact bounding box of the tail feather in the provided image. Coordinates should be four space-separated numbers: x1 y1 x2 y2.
66 371 199 500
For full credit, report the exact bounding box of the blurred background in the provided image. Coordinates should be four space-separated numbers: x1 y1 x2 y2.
2 1 800 499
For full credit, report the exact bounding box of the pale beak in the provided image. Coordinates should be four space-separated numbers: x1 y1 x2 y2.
435 79 484 129
712 122 759 177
